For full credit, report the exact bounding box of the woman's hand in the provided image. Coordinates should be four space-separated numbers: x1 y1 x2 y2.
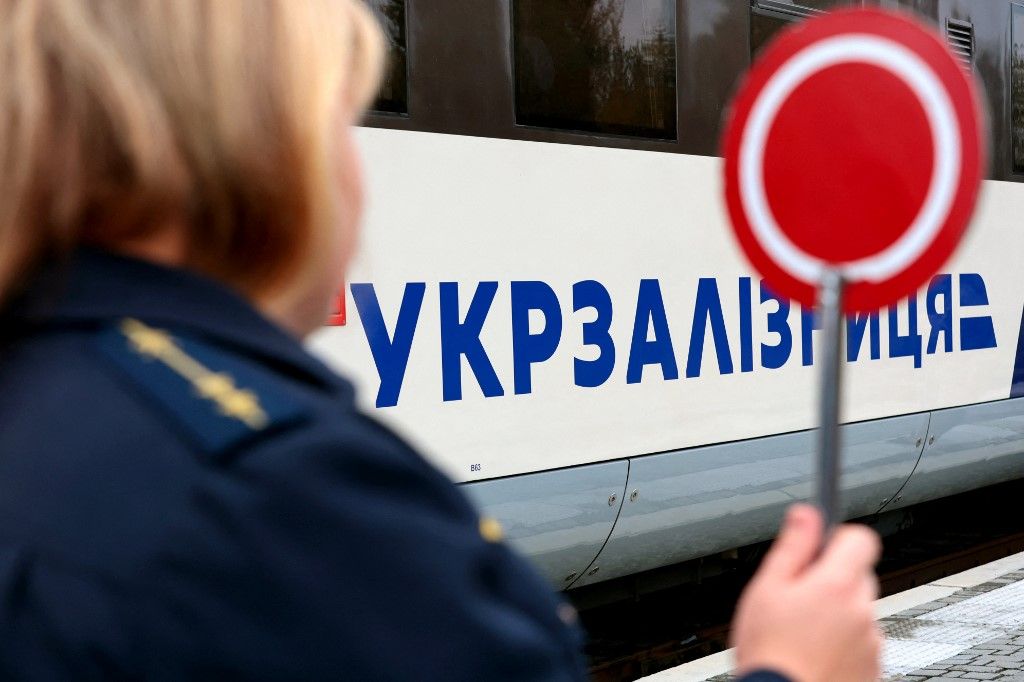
732 504 883 682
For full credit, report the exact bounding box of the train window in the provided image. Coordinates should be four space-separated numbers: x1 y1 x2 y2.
750 1 851 58
774 0 840 8
751 11 795 57
512 0 677 140
1013 4 1024 172
366 0 408 115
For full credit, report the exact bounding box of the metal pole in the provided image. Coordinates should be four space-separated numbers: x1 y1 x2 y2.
816 268 845 541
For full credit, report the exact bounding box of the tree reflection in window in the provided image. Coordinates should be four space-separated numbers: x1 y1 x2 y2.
1013 5 1024 171
514 0 677 140
366 0 408 114
749 1 854 58
751 11 794 58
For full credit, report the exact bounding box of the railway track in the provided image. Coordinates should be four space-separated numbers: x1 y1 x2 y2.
580 480 1024 682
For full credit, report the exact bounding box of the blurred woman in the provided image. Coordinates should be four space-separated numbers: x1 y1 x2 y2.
0 1 880 680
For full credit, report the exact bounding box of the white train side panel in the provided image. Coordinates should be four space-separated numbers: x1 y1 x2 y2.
310 128 1024 482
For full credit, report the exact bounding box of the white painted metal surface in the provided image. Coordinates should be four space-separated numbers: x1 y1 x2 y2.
310 129 1024 482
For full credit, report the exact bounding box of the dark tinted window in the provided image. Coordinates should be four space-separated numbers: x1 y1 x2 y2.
777 0 843 8
751 10 794 57
1013 5 1024 171
513 0 677 140
750 1 853 58
367 0 408 114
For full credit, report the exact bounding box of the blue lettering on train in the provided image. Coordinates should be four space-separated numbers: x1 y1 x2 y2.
627 279 678 384
350 282 424 408
573 280 615 388
352 273 999 407
511 281 562 395
847 311 881 362
686 278 733 378
760 282 793 369
439 282 504 401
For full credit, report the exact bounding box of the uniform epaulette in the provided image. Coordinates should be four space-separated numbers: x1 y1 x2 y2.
94 318 309 456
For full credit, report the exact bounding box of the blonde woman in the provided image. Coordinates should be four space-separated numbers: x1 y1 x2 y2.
0 1 880 680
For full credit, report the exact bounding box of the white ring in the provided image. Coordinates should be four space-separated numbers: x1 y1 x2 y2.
738 34 961 283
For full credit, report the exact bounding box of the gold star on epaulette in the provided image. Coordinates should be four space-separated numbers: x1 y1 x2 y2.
195 373 268 428
217 388 268 429
122 319 174 359
195 373 236 401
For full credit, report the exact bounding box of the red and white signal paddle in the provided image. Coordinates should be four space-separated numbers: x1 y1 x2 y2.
721 8 986 534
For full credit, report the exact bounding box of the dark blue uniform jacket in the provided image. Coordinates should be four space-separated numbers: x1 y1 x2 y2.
0 249 788 682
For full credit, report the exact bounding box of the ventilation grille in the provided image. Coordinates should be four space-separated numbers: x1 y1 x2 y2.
946 19 974 68
753 0 825 21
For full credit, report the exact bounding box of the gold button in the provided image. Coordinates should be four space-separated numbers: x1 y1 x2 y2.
478 517 504 543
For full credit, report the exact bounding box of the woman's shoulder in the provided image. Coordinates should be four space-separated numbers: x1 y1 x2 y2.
0 313 470 564
0 317 588 680
0 313 593 679
0 315 349 460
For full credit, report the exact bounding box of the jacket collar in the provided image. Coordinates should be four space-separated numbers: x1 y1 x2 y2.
7 248 348 394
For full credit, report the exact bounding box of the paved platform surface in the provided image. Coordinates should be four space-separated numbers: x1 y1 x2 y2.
641 552 1024 681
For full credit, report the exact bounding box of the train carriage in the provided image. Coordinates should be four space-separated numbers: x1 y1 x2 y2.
311 0 1024 591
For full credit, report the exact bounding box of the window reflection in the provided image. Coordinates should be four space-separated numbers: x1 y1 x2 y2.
770 0 842 10
366 0 408 114
751 11 793 58
1013 5 1024 171
750 1 854 58
513 0 677 140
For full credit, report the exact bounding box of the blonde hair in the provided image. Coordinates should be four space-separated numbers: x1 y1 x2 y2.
0 0 383 304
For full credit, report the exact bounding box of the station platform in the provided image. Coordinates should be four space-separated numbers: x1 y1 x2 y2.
641 552 1024 681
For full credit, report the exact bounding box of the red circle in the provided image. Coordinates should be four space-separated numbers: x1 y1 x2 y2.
721 8 986 313
764 63 934 262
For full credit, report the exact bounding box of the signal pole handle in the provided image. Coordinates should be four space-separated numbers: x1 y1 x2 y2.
816 269 845 545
